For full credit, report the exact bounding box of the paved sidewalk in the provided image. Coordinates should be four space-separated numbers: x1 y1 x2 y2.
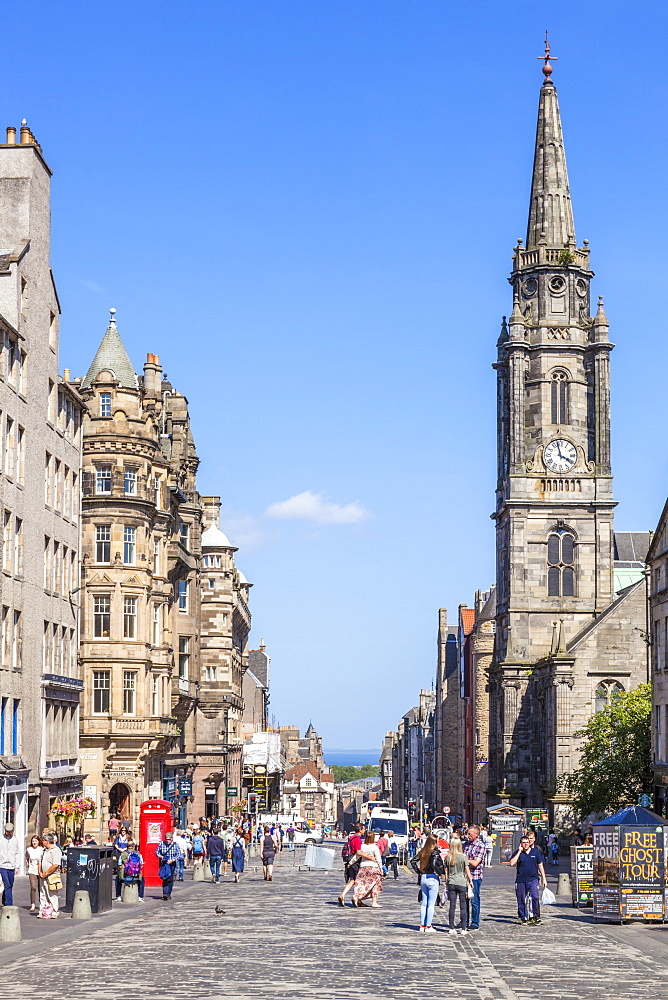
3 854 668 998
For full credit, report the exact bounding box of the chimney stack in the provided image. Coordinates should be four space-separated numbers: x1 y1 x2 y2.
63 369 70 382
19 120 30 145
143 352 162 398
5 127 15 144
201 496 222 529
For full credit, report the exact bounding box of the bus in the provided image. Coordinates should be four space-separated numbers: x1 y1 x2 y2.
359 800 390 827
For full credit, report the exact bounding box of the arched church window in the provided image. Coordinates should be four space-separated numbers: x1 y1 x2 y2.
547 529 576 597
551 370 569 425
594 680 624 713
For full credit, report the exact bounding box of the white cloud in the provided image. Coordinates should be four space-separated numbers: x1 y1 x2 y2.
220 512 266 551
81 279 104 293
264 490 369 526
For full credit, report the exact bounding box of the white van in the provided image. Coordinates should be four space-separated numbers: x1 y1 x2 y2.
365 807 410 849
257 815 322 846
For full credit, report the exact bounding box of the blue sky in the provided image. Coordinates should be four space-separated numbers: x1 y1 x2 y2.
9 2 668 748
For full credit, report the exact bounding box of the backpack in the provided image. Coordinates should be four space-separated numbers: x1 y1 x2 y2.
193 835 204 853
123 851 142 879
390 842 398 855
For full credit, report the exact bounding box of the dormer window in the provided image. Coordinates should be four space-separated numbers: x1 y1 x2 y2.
100 393 112 418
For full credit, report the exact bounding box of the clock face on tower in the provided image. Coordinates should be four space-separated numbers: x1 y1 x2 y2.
544 439 577 473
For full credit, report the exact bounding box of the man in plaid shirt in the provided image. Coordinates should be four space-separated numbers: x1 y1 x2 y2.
463 824 486 929
156 831 183 900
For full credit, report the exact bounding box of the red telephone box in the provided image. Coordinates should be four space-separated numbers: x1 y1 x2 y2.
139 800 174 887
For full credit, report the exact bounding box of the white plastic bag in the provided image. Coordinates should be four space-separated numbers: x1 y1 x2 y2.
541 887 556 905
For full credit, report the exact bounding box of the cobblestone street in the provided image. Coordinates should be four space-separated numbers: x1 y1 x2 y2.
3 854 668 998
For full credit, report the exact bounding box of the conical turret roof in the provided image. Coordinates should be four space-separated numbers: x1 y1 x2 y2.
526 78 575 250
81 309 138 390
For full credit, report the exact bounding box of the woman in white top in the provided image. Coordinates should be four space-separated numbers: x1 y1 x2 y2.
352 832 383 908
25 836 43 912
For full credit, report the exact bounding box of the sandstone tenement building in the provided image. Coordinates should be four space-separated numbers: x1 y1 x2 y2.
75 319 250 834
0 122 85 844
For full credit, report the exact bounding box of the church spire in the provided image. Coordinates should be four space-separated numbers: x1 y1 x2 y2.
526 36 575 251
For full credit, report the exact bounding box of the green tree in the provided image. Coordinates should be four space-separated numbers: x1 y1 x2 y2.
560 683 652 817
330 764 380 784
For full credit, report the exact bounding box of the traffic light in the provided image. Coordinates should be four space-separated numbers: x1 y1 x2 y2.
248 792 259 814
407 800 415 817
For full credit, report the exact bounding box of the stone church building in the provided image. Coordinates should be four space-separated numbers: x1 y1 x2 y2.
487 51 650 821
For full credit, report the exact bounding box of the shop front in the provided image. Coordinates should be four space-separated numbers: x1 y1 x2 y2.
0 764 28 870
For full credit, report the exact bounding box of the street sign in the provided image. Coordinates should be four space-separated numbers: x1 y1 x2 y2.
443 806 450 814
166 778 176 797
178 779 192 796
226 786 238 796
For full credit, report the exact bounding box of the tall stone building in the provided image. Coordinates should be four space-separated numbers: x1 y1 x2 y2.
77 320 204 833
433 609 459 814
489 50 649 820
192 496 250 821
0 121 85 843
243 641 269 734
471 588 495 820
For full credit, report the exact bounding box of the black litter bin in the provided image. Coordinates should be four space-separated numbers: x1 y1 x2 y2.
64 846 114 913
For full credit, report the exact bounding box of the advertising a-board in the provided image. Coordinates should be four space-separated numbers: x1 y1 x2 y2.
526 808 550 835
619 826 664 920
593 826 621 918
570 845 593 906
593 806 668 922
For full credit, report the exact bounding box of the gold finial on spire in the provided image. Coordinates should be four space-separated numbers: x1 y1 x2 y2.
538 31 557 83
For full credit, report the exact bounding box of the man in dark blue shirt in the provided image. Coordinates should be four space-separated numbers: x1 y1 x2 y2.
510 835 547 924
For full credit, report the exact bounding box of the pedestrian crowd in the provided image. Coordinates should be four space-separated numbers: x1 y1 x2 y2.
336 816 576 933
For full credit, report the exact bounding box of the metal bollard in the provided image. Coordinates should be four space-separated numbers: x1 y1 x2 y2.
0 905 21 942
121 882 139 904
203 860 211 880
71 889 93 919
556 872 571 896
193 860 205 882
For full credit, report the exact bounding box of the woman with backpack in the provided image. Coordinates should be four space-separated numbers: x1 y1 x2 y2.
411 833 445 933
119 840 145 900
192 829 206 865
384 830 400 879
443 834 472 934
231 827 246 883
338 824 363 906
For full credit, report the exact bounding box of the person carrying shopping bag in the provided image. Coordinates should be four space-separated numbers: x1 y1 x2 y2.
38 833 62 918
411 833 444 933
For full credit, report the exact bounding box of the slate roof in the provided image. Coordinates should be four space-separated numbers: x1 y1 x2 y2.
82 316 138 389
613 531 650 565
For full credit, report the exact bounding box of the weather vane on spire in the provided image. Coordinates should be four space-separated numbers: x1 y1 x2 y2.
538 31 557 83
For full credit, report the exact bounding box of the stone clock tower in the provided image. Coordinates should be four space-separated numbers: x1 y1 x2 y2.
488 46 649 815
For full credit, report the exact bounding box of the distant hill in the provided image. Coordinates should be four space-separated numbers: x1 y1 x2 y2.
330 764 380 784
